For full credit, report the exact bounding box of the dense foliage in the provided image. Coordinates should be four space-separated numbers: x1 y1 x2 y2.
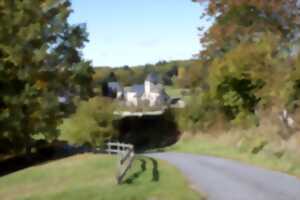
0 0 93 154
93 60 204 89
59 97 117 147
195 0 300 60
176 0 300 131
175 93 219 132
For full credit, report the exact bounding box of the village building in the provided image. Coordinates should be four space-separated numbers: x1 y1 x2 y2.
123 73 169 107
106 81 123 99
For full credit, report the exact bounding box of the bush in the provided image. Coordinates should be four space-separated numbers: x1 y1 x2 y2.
175 92 219 132
59 97 118 147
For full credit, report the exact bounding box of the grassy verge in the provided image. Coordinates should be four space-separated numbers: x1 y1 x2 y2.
167 135 300 178
0 154 202 200
165 86 191 102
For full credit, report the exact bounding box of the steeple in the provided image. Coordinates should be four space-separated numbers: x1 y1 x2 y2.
145 72 159 84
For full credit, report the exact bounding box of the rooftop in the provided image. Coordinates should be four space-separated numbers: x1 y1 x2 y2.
145 73 159 84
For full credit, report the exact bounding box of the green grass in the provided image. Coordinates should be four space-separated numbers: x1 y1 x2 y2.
0 154 202 200
165 86 191 102
167 136 300 178
165 86 182 97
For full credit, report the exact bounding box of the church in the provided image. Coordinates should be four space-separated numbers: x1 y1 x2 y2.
123 73 169 107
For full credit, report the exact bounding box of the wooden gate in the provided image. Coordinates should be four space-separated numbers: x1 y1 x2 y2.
106 142 135 184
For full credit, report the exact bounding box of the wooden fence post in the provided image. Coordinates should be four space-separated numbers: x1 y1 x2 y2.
106 142 135 185
108 143 111 155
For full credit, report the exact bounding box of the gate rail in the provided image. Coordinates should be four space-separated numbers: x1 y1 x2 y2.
106 142 135 184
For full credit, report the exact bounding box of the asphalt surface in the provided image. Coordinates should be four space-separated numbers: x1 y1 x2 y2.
147 152 300 200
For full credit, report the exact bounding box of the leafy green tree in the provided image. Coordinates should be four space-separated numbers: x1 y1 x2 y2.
175 92 219 132
175 67 190 88
0 0 93 154
282 55 300 111
190 0 300 127
208 35 280 123
59 97 118 147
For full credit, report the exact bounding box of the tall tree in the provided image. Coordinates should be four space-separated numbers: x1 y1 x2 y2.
190 0 300 123
194 0 300 60
0 0 93 154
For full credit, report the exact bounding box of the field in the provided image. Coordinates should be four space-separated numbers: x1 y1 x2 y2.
165 86 192 102
0 154 202 200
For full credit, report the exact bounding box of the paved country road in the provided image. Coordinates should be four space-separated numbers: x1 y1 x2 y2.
147 152 300 200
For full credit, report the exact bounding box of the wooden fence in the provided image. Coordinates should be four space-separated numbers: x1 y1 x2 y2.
106 142 135 184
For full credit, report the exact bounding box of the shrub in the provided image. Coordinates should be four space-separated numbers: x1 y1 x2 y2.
207 35 282 126
175 92 219 132
59 97 118 147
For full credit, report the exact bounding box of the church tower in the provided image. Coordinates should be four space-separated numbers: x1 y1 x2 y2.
144 73 158 98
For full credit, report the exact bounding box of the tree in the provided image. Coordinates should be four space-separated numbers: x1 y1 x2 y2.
105 72 118 82
176 67 190 88
59 97 118 147
194 0 300 60
144 64 155 74
167 64 178 77
0 0 93 154
208 34 281 122
190 0 300 124
156 60 167 66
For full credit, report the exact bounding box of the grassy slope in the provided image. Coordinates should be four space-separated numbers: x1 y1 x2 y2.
165 86 192 102
167 135 300 178
0 154 202 200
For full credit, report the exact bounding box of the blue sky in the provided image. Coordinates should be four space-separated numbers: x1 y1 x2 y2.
69 0 211 67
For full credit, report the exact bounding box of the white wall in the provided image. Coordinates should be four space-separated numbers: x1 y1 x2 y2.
125 92 138 106
144 80 151 98
149 92 160 106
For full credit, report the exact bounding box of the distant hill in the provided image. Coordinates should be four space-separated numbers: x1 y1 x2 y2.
93 59 202 87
